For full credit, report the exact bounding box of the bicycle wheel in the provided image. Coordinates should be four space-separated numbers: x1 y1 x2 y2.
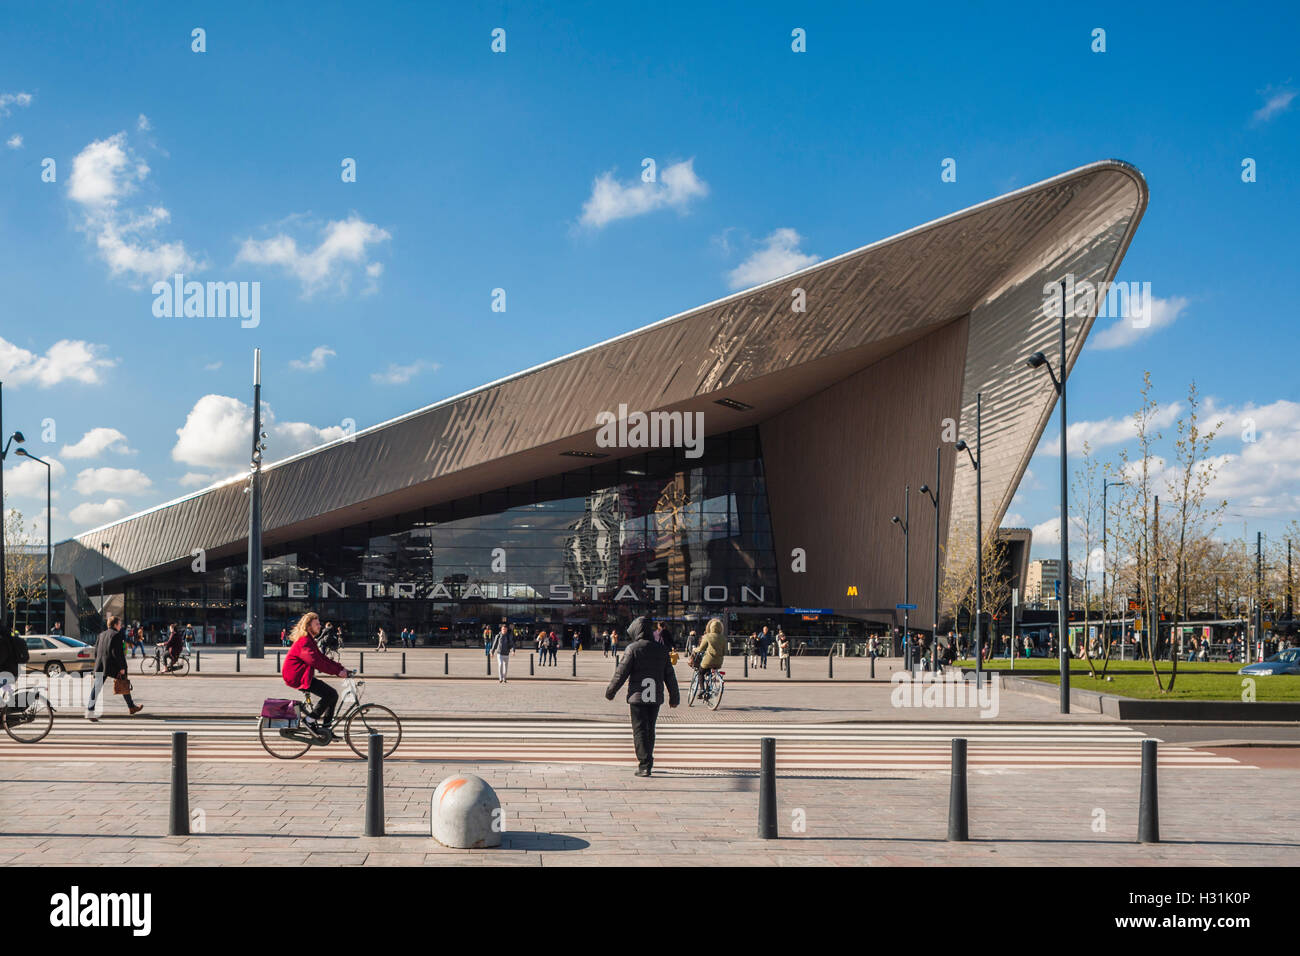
687 670 699 707
141 656 159 676
258 717 313 759
344 704 401 758
4 692 53 743
708 674 725 711
169 657 190 676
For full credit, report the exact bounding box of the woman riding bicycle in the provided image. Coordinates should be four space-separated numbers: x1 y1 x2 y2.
691 617 726 683
282 611 351 740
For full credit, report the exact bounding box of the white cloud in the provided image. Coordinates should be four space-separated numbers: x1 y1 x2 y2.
236 216 390 296
178 472 216 488
1253 86 1297 124
725 228 820 290
204 361 222 371
171 394 349 472
67 131 200 282
371 360 439 385
0 91 32 120
1040 402 1184 457
289 345 336 372
6 134 20 149
61 427 134 459
1002 512 1026 527
136 113 152 131
69 499 129 526
1031 514 1087 548
6 457 67 498
578 159 708 229
0 336 117 387
1090 295 1188 350
73 467 152 496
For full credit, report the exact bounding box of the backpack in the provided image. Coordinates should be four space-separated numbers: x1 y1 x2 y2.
12 634 30 664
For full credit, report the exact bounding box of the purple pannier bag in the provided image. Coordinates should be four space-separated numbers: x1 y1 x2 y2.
261 698 300 728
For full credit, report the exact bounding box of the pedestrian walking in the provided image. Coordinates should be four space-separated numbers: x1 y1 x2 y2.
86 616 142 720
491 624 514 683
605 616 679 777
602 630 610 657
548 630 559 666
758 626 771 668
377 627 388 652
483 626 492 659
610 629 619 657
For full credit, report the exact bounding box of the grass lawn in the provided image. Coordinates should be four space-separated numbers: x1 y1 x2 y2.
955 658 1300 701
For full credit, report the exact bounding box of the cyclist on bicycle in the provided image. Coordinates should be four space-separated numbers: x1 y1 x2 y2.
282 611 351 740
163 624 185 670
690 617 726 691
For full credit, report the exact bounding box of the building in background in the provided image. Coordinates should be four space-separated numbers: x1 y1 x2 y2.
51 162 1147 647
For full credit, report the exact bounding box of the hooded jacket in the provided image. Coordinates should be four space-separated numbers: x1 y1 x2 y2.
606 617 679 706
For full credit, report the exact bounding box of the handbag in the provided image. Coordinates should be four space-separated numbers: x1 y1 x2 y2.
113 676 132 695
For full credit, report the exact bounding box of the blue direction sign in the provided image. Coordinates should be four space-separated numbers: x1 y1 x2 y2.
785 607 834 615
896 603 918 610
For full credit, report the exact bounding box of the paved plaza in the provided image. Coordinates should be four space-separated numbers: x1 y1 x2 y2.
2 652 1297 866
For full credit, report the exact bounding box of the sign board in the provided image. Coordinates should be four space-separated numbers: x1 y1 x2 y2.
786 607 834 615
896 603 918 610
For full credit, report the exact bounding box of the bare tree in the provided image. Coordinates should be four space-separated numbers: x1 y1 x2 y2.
3 501 43 635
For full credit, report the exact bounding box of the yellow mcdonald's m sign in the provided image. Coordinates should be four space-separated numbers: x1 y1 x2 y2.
846 585 858 597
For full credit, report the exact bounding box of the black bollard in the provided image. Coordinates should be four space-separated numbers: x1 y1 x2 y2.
276 651 281 670
402 652 406 675
235 651 240 673
444 652 449 675
870 655 875 679
572 653 577 677
360 651 365 674
195 650 200 673
530 653 534 676
487 654 491 676
744 655 748 678
1138 739 1159 843
758 737 777 839
947 738 969 841
169 731 189 836
785 655 791 678
828 652 833 679
365 733 385 837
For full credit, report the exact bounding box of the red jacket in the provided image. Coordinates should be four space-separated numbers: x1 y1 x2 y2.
282 633 346 690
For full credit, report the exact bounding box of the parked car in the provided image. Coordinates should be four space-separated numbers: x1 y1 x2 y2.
23 635 95 675
1238 648 1300 677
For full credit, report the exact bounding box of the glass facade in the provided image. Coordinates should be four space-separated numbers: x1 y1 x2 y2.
121 427 787 644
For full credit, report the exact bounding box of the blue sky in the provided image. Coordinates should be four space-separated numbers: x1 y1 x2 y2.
1 0 1297 562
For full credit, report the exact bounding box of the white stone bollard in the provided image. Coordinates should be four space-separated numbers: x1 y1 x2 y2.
431 773 502 848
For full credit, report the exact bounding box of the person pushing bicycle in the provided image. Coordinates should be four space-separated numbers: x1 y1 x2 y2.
282 611 352 741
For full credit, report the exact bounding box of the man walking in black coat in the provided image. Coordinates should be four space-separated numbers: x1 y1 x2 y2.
86 615 142 720
605 616 679 777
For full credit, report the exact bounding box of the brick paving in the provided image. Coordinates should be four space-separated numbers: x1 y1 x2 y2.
2 755 1297 866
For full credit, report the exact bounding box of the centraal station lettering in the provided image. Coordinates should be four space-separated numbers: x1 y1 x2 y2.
265 581 767 604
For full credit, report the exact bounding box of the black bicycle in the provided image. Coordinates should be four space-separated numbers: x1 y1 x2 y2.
2 686 54 743
141 642 190 676
687 666 725 710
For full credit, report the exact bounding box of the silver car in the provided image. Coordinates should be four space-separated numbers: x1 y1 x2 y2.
1238 647 1300 676
23 635 96 675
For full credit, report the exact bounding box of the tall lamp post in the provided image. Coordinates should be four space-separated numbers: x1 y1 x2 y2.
245 349 268 659
891 484 910 670
14 448 51 636
955 392 982 686
98 542 110 627
920 446 941 673
1027 278 1072 713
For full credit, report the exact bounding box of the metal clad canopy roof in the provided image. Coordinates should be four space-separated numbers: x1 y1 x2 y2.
57 160 1147 587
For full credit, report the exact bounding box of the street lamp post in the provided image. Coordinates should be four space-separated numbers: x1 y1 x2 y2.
1027 277 1072 713
98 542 110 627
891 485 910 670
955 393 982 686
14 448 51 636
920 447 941 673
0 381 28 636
245 349 268 659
